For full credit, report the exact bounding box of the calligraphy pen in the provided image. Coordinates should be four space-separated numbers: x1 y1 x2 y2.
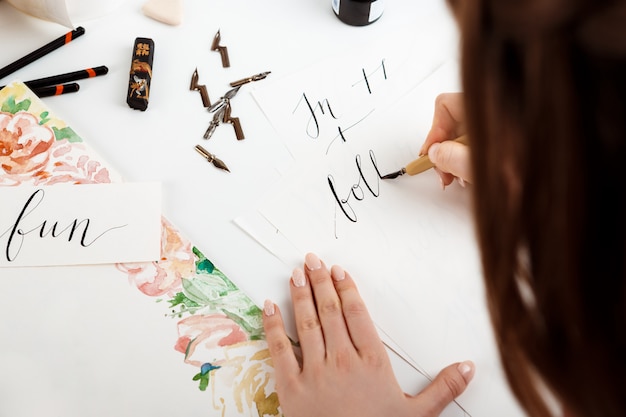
381 135 468 179
0 27 85 81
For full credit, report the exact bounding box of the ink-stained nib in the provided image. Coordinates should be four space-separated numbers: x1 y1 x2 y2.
127 37 155 111
381 168 406 180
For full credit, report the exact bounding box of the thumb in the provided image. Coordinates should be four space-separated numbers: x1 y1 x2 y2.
428 140 472 183
411 361 475 416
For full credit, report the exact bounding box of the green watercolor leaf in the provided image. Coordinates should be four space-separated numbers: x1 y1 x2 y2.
186 246 266 339
182 275 231 305
52 126 82 143
168 292 200 309
39 111 50 125
193 247 215 273
192 372 210 391
1 96 31 113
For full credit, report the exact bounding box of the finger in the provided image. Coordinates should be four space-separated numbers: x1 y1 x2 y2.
290 266 326 365
262 300 300 382
433 167 456 190
304 253 353 353
412 361 475 415
428 141 472 183
330 265 387 358
420 93 466 154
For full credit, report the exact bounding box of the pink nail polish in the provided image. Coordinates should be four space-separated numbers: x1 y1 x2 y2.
305 253 322 270
292 268 306 287
457 361 475 382
264 299 275 316
331 265 345 281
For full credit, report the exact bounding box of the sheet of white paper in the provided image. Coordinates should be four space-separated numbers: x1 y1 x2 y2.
239 56 526 416
7 0 73 27
0 182 161 267
251 20 457 163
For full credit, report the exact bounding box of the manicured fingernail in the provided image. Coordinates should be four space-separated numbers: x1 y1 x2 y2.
305 253 322 270
331 265 345 281
264 299 275 316
457 361 475 382
292 268 306 287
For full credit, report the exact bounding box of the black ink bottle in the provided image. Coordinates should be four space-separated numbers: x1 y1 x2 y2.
332 0 384 26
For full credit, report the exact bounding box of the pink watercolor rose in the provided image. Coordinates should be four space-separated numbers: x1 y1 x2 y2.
0 111 54 176
117 217 193 297
32 141 112 185
175 314 248 367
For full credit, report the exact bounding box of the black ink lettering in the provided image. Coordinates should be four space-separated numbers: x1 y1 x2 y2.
325 109 375 154
355 152 381 197
338 126 347 142
3 189 127 262
353 59 388 94
5 189 44 261
362 68 371 94
328 175 357 223
293 93 339 139
327 150 384 224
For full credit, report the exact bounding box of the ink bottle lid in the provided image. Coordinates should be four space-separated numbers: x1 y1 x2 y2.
332 0 384 26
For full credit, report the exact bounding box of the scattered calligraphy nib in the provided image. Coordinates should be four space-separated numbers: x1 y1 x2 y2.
189 68 211 107
194 144 230 172
192 362 222 391
211 155 230 172
210 29 230 68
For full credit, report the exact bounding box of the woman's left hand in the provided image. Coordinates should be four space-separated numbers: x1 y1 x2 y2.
262 253 475 417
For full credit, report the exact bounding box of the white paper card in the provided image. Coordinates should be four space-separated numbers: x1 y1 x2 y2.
0 182 161 267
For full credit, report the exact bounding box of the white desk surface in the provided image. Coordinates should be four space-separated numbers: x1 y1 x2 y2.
0 1 524 416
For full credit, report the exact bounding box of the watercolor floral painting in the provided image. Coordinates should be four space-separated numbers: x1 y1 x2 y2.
0 81 280 416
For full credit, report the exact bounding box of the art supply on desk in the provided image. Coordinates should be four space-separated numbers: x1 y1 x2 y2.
332 0 384 26
190 68 211 107
142 0 183 26
0 26 85 81
204 85 244 140
32 82 80 97
211 29 230 68
0 65 109 90
229 71 271 87
381 135 469 179
127 37 155 111
195 144 230 172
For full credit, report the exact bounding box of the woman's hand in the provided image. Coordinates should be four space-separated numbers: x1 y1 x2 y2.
420 93 472 188
263 253 474 417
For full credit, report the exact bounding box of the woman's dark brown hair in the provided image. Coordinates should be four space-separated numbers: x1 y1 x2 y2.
451 0 626 415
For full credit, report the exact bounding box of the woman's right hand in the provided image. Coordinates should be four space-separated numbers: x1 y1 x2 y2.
420 93 472 188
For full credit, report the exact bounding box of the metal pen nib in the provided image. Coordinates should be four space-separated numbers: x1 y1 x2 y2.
229 71 271 87
190 68 211 107
211 29 230 68
195 144 230 172
204 105 226 139
381 168 406 179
